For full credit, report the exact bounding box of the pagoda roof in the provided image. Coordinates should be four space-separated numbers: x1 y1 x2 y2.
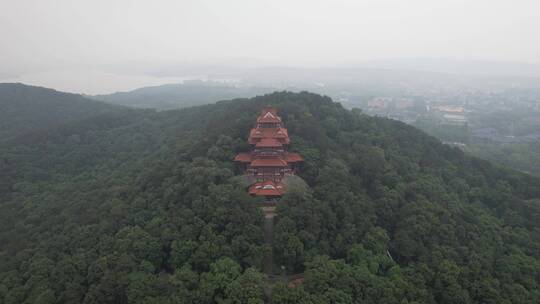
250 127 289 138
255 138 283 148
284 152 303 162
262 107 277 115
249 128 290 145
250 158 288 167
249 180 285 196
234 152 252 162
257 108 282 123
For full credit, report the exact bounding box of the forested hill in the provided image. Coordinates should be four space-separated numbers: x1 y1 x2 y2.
1 89 539 303
92 81 273 110
0 83 125 142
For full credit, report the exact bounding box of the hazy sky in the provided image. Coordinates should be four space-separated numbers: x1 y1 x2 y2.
1 0 539 93
2 0 539 70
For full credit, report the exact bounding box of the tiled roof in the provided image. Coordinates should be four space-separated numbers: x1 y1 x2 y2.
285 152 303 162
234 152 252 162
249 127 289 138
257 109 282 123
255 138 283 148
250 158 288 167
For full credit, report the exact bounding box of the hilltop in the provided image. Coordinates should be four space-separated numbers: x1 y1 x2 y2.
0 86 539 303
92 80 274 110
0 83 125 142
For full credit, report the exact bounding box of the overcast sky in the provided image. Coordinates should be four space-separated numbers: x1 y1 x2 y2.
1 0 539 93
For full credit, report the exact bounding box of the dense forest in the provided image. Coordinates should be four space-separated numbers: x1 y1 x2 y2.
1 84 539 303
467 142 540 178
0 84 124 141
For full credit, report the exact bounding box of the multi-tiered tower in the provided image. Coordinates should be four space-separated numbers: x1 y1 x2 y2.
234 107 303 198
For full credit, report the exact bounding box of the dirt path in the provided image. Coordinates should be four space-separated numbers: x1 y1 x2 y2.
261 206 304 302
261 206 276 301
263 214 274 275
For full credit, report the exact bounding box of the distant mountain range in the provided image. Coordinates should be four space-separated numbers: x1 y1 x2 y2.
89 62 540 111
112 58 540 79
4 58 540 97
354 58 540 78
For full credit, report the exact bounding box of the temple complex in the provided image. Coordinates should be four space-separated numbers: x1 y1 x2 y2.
234 107 303 198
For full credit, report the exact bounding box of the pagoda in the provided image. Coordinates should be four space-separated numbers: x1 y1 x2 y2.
234 107 303 198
